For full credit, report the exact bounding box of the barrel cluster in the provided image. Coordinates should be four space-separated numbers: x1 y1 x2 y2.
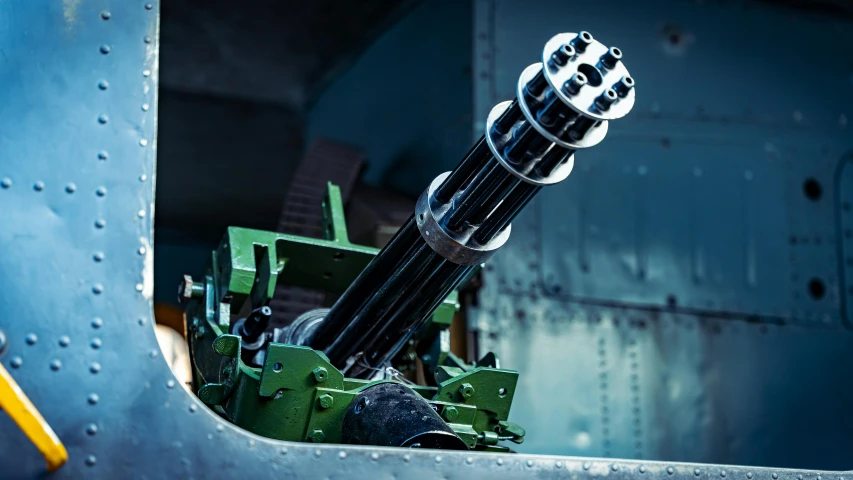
306 32 635 378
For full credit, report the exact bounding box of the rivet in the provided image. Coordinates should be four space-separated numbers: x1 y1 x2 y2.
189 404 198 413
466 457 474 465
144 36 152 44
135 283 144 292
90 362 101 374
216 424 225 433
797 475 803 480
143 69 151 77
370 452 379 461
138 246 147 255
96 186 107 197
95 218 106 229
25 333 38 345
100 45 111 54
747 474 753 479
33 181 44 191
313 449 321 458
695 469 702 476
98 114 109 124
65 183 76 193
497 458 504 466
86 423 98 435
98 80 109 90
139 174 148 182
167 379 176 389
772 474 778 479
149 350 158 358
100 10 110 19
139 139 148 147
92 284 103 295
58 336 70 347
555 461 563 469
142 104 150 111
91 318 103 329
668 467 675 475
402 454 411 462
1 177 10 188
93 252 104 262
583 462 591 470
278 446 287 454
435 455 442 464
10 356 22 369
721 471 728 478
138 317 147 326
87 393 99 405
137 209 146 218
527 459 535 468
85 455 97 466
98 151 108 160
338 451 347 460
144 3 153 10
91 338 102 349
640 466 647 474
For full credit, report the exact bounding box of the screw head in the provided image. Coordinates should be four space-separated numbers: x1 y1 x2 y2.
318 393 334 409
443 405 459 421
459 383 475 399
312 367 328 383
309 429 325 443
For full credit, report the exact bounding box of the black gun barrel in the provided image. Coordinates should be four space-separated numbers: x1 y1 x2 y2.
307 31 635 377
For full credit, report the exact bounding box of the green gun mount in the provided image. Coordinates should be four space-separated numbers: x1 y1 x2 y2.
182 183 524 451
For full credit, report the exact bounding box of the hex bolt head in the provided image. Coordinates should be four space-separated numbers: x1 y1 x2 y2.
309 429 325 443
443 406 459 421
177 275 204 303
318 393 334 409
312 367 328 383
459 383 475 399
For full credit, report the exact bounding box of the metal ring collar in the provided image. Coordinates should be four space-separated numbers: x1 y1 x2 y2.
415 172 511 266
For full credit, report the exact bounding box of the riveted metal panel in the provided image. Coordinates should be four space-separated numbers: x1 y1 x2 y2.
472 0 853 471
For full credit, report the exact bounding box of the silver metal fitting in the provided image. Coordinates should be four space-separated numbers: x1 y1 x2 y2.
415 172 511 265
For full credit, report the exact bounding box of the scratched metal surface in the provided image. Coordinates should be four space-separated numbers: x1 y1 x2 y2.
0 0 851 479
471 0 853 471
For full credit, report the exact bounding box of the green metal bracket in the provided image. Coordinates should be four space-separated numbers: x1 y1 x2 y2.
183 182 519 449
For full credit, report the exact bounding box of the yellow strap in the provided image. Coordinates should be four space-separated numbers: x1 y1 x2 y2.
0 362 68 471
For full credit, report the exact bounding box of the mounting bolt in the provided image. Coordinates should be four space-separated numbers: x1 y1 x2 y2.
459 383 475 399
318 393 334 409
312 367 328 383
443 406 459 421
178 275 205 303
309 429 325 443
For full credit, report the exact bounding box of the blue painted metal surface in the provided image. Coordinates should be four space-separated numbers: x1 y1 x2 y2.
0 0 851 478
471 0 853 470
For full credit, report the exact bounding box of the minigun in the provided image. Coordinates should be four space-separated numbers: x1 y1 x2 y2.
182 30 634 451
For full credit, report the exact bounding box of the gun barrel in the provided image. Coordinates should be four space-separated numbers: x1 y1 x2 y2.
307 31 635 377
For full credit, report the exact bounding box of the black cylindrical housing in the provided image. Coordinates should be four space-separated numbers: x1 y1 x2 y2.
341 383 468 450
